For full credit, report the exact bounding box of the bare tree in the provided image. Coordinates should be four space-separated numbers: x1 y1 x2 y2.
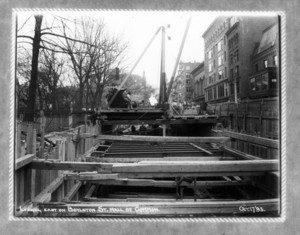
60 17 127 111
88 40 126 109
17 14 128 118
37 49 65 111
22 15 43 121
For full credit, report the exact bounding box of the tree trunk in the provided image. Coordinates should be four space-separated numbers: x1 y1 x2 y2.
78 82 85 111
24 15 43 122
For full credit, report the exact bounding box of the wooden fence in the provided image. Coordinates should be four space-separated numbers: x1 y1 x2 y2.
208 98 279 139
14 117 100 211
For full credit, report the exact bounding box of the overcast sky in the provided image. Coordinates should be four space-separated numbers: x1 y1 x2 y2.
17 11 277 89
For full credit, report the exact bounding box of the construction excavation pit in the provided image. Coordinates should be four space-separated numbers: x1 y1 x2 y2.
15 123 280 218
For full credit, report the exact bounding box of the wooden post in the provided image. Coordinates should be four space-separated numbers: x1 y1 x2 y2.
162 124 167 137
39 111 46 158
16 122 21 159
69 111 73 129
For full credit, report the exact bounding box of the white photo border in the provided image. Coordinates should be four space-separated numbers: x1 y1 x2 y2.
9 9 286 222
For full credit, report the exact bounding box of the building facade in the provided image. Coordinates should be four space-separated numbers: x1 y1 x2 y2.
171 62 201 104
191 62 205 107
203 17 230 104
249 23 279 99
202 16 278 104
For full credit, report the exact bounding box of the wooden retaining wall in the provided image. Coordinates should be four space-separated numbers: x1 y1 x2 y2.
14 117 100 210
208 98 279 140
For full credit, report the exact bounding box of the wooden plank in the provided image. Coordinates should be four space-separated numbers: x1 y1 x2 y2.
64 173 119 181
223 130 279 149
137 160 232 164
36 199 279 216
189 143 213 155
97 135 230 143
15 154 35 170
84 198 235 203
112 160 279 173
62 181 82 202
89 178 251 188
84 185 97 199
31 159 278 174
117 172 267 178
222 146 261 160
81 143 101 158
30 159 113 172
32 175 65 204
104 151 211 158
88 156 235 163
108 193 177 199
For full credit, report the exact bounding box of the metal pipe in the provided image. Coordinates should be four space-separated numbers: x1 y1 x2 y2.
159 26 166 105
165 17 192 102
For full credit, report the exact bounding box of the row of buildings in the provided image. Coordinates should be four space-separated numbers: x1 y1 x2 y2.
171 16 279 108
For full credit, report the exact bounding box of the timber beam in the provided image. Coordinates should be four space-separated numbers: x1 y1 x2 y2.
62 181 82 202
30 159 113 172
111 160 279 173
33 199 279 216
86 156 236 163
32 175 64 204
221 146 261 160
97 135 230 143
222 130 279 149
30 159 278 174
15 154 36 170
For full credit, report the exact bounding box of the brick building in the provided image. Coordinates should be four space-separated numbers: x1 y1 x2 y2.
190 62 205 107
202 16 278 104
249 23 279 98
171 62 201 104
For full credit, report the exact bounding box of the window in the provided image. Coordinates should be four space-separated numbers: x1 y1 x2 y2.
225 83 229 96
208 89 213 101
209 75 213 84
250 78 256 91
209 62 213 72
225 67 227 78
218 54 224 66
262 74 268 90
274 55 278 66
264 60 268 68
230 83 234 95
270 72 277 89
255 76 262 91
199 80 204 95
213 87 217 99
255 63 259 72
235 65 239 77
231 68 234 79
217 39 223 51
233 50 239 63
218 84 225 98
218 69 224 80
208 49 213 59
237 81 240 93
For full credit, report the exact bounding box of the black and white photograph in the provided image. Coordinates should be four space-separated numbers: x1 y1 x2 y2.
13 10 281 218
1 0 300 234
